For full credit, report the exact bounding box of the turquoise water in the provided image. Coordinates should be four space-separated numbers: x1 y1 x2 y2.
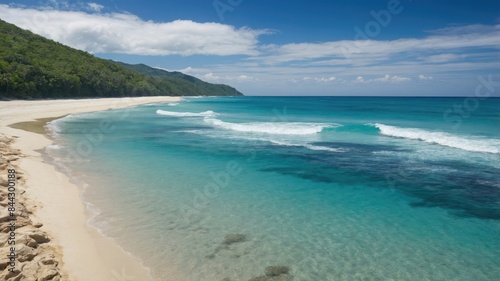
47 97 499 280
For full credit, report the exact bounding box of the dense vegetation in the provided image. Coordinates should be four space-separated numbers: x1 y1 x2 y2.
0 19 243 99
115 61 242 97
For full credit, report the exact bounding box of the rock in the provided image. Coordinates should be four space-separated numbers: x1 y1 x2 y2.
15 254 61 281
33 222 43 228
0 267 21 280
49 276 61 281
38 254 58 266
7 156 20 162
0 209 13 223
17 244 38 262
248 275 293 281
0 199 7 207
17 234 39 248
248 266 293 281
223 234 246 245
29 231 51 244
0 247 13 271
0 135 11 143
248 277 267 281
2 151 18 156
19 261 39 281
39 268 60 281
0 135 65 280
0 217 30 233
265 266 289 277
0 233 7 247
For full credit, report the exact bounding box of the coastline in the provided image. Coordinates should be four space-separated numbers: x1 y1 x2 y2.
0 97 181 281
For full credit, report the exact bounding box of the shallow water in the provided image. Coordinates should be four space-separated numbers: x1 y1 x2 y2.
47 97 500 280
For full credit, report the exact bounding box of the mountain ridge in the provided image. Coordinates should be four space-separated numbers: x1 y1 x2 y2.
113 61 242 97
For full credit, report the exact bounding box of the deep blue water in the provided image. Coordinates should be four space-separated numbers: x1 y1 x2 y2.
47 97 500 280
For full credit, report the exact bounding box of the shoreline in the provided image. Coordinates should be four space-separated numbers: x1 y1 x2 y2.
0 97 181 281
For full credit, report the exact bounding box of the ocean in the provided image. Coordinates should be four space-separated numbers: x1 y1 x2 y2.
46 97 500 281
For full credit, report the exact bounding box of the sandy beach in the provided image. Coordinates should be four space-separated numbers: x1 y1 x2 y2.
0 97 181 281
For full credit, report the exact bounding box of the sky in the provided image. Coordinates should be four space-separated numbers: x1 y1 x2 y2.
0 0 499 96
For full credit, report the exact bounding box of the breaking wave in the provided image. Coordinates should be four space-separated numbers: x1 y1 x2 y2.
203 118 335 135
374 123 500 154
156 110 218 117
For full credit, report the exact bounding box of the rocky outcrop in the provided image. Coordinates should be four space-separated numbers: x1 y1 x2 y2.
0 134 67 280
248 266 293 281
223 234 246 245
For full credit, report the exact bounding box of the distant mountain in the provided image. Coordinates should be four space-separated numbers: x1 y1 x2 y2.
0 19 243 99
114 62 242 97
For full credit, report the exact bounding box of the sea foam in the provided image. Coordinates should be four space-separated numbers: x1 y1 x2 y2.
203 118 332 135
374 123 500 154
156 110 218 117
45 121 62 133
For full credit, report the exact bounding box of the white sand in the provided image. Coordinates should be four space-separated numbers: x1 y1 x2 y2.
0 97 181 281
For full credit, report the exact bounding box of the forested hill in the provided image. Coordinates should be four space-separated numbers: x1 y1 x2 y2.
114 61 242 97
0 19 243 99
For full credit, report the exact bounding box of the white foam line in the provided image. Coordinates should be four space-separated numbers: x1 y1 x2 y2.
375 123 500 154
156 109 218 117
204 117 336 135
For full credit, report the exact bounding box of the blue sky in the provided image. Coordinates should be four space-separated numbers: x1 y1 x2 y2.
1 0 499 96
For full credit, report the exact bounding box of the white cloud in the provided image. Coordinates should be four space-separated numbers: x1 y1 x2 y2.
428 24 498 36
35 1 104 12
43 0 70 10
374 74 411 83
419 74 433 80
178 67 194 74
237 75 255 81
202 72 257 83
0 5 267 56
87 3 104 12
203 73 219 80
255 24 500 64
355 74 411 83
424 54 463 63
303 76 337 83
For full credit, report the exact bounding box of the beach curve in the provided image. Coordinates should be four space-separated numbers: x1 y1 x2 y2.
0 97 181 281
